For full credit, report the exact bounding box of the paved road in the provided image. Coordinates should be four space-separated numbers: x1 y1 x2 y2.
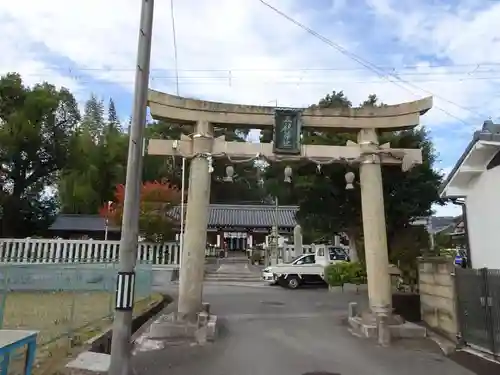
133 284 475 375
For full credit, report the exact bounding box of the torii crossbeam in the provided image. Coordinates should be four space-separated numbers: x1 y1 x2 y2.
147 90 433 343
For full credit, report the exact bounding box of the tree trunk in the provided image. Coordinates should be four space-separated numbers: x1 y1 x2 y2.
347 228 359 262
2 196 22 237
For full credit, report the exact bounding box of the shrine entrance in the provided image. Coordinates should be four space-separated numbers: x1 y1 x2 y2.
147 90 432 342
223 231 247 251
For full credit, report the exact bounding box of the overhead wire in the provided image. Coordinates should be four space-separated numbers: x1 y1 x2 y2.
27 63 500 74
257 0 491 123
17 1 494 123
170 0 180 96
144 75 500 84
21 73 500 85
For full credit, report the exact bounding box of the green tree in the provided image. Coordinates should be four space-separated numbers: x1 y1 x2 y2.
142 121 186 187
144 121 266 204
58 95 128 214
81 93 105 139
94 99 127 205
58 129 101 213
209 126 265 204
107 98 120 129
0 72 79 237
265 91 444 264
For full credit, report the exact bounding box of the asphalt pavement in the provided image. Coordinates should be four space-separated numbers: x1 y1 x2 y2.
132 283 476 375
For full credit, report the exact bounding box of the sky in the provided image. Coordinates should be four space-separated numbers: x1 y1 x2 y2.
2 0 500 217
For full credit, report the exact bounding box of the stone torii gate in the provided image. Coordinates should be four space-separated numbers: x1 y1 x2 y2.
147 90 432 340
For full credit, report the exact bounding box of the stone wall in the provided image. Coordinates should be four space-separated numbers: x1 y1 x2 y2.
418 257 458 342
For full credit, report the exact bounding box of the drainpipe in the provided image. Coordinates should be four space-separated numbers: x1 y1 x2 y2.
451 198 472 268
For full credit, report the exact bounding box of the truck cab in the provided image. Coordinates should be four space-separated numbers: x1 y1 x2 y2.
261 245 349 289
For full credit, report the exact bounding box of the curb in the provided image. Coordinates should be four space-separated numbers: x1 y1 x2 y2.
425 330 457 356
203 282 270 288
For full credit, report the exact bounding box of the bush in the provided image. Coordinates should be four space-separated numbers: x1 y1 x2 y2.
349 262 367 285
438 248 456 258
324 262 348 287
324 261 367 289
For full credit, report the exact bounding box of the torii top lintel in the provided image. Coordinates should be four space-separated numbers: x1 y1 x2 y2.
148 90 433 131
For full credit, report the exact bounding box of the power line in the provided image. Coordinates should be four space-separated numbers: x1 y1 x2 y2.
19 75 500 88
257 0 490 123
24 63 500 74
138 75 500 83
170 0 180 95
19 70 500 83
35 74 500 85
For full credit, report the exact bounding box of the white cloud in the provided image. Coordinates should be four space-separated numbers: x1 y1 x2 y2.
432 165 462 218
366 0 500 126
0 16 84 95
1 0 498 218
1 0 497 127
434 203 462 218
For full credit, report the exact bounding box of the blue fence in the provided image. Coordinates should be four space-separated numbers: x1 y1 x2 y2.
0 263 153 347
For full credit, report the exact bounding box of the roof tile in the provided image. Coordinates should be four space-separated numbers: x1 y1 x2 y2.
51 204 299 232
50 214 120 232
169 204 298 227
439 120 500 196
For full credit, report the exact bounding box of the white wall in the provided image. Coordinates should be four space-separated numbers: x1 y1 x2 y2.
466 166 500 269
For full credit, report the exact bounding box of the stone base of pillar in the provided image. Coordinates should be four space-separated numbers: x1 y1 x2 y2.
347 303 426 342
360 310 405 326
142 302 218 346
65 351 110 375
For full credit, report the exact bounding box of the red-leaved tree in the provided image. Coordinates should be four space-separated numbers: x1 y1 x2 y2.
100 180 182 242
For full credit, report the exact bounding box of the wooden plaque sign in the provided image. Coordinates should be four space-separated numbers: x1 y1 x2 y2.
273 109 302 155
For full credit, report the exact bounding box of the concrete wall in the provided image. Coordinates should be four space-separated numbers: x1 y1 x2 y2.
466 166 500 268
418 257 458 342
152 268 176 292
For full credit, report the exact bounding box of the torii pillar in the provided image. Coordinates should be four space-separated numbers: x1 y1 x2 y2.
147 90 433 341
176 121 213 320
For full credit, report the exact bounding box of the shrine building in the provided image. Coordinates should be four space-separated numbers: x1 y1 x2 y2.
169 204 297 250
49 204 299 250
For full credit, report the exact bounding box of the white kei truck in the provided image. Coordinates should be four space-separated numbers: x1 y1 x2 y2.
261 245 350 289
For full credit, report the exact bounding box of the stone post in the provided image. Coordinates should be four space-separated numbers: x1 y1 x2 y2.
269 226 278 266
216 232 221 248
334 235 340 246
177 121 213 321
293 225 303 258
358 128 392 344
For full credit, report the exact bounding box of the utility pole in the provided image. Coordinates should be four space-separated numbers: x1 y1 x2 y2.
274 196 279 264
427 216 435 253
104 201 112 241
108 1 154 374
179 156 186 268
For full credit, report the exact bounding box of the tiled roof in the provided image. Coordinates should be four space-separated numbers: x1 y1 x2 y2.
439 120 500 196
50 204 299 232
430 216 457 234
169 204 298 228
51 208 457 233
409 216 460 234
50 214 121 232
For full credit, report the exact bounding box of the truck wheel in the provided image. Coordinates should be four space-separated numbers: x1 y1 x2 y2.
286 275 301 289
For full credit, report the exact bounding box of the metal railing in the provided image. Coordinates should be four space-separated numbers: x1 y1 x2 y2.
0 263 153 349
455 267 500 356
0 238 202 265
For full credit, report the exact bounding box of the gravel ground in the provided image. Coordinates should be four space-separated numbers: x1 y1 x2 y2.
2 291 115 345
134 285 475 375
2 291 160 375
